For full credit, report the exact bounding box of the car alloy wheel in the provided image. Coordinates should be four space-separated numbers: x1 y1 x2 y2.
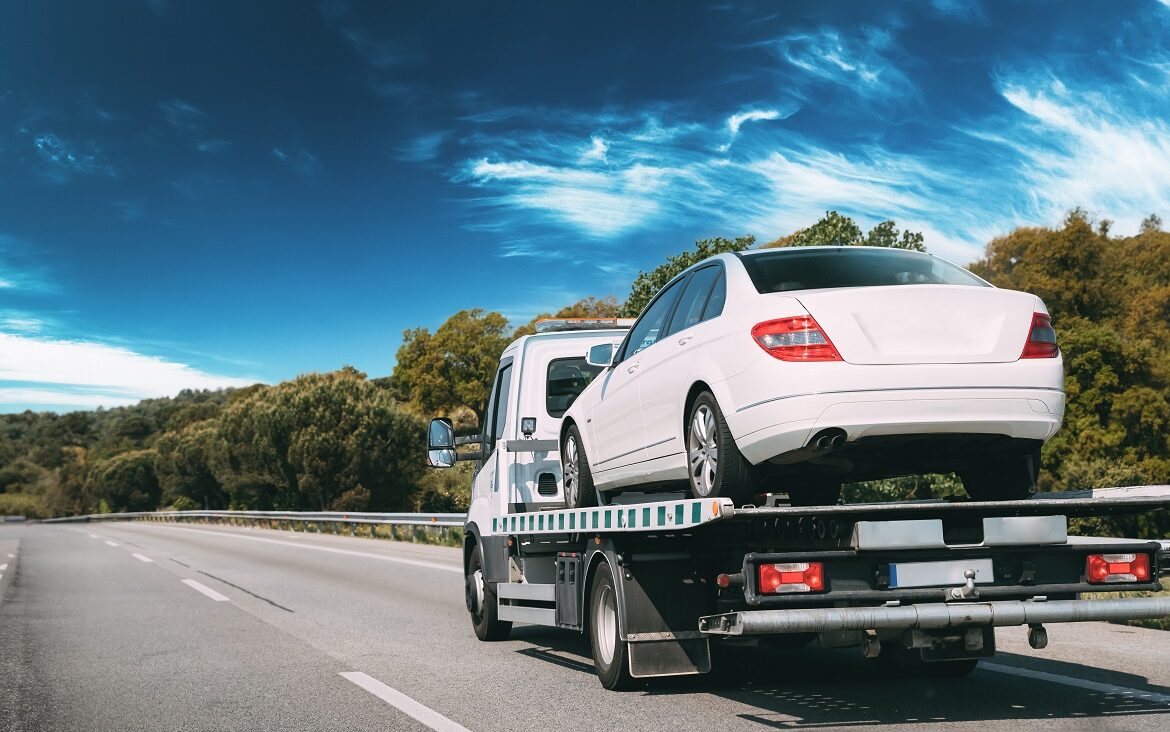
688 404 719 497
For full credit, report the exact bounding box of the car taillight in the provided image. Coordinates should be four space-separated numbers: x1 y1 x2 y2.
752 317 842 362
758 562 825 594
1086 553 1151 584
1021 312 1058 359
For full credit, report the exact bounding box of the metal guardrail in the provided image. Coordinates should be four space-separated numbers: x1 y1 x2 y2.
41 509 465 531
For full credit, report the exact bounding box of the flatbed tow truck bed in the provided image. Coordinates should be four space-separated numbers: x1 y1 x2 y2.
468 485 1170 688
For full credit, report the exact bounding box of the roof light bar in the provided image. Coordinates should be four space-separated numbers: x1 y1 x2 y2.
534 318 636 333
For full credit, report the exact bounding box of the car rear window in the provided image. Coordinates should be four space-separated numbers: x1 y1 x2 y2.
546 357 604 418
739 247 989 294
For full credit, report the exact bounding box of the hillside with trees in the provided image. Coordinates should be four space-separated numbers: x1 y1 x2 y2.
1 209 1166 537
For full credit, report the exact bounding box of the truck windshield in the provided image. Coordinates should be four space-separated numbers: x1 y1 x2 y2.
547 357 604 418
739 247 989 293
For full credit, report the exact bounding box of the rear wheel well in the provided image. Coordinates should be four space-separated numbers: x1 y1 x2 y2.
683 381 714 440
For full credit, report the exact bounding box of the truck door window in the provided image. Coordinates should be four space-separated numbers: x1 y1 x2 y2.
489 363 513 447
546 358 604 417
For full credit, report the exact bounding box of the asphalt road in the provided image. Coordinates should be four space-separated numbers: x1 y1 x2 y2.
2 521 1169 731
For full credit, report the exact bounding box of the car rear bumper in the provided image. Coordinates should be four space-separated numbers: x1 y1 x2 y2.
726 387 1065 465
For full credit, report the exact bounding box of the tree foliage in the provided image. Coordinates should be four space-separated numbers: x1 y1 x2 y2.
392 309 511 425
765 210 925 252
621 236 755 317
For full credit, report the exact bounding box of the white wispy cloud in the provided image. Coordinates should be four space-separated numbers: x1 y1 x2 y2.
579 136 609 164
774 26 912 98
464 158 671 237
719 107 795 151
0 333 256 412
991 70 1170 234
32 133 118 180
159 99 205 132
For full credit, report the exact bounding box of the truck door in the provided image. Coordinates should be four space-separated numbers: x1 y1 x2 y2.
473 358 514 510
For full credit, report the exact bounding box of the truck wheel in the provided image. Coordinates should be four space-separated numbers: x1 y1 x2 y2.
467 544 511 641
562 425 597 509
589 563 634 690
960 450 1040 501
787 480 842 507
686 392 753 505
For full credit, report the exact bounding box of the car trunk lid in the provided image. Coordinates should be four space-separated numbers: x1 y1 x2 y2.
792 285 1039 364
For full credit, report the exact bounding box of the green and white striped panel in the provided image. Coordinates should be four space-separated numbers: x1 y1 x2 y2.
489 498 733 536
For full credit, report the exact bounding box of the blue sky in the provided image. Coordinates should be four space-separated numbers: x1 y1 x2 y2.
2 0 1170 412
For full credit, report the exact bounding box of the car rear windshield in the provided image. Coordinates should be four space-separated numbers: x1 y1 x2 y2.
739 247 989 294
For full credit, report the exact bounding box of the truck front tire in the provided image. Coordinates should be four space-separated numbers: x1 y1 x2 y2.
467 544 511 641
589 563 634 690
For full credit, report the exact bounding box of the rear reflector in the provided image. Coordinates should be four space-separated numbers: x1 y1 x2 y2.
1086 553 1151 584
758 562 825 594
752 317 842 362
1021 312 1058 359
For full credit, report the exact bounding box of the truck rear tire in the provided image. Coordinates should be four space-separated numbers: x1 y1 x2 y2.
589 563 635 690
686 392 754 505
467 544 511 641
562 425 597 509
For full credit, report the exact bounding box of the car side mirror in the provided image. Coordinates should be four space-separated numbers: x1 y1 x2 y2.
586 343 615 368
427 418 456 468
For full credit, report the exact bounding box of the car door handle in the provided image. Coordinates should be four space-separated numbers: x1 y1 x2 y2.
678 335 694 346
627 362 640 374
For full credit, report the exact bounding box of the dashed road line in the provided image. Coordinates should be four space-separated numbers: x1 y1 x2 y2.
103 540 120 547
181 579 230 602
139 525 461 574
131 553 154 563
982 662 1170 705
340 671 472 732
88 534 100 539
0 563 8 571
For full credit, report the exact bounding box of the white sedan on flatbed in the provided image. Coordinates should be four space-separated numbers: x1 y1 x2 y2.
559 246 1064 507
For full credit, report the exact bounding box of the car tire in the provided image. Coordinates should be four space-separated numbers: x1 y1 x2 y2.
686 392 754 504
589 562 635 690
562 425 597 509
960 449 1040 501
467 543 511 641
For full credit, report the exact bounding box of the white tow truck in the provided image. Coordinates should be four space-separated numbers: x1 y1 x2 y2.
426 320 1170 690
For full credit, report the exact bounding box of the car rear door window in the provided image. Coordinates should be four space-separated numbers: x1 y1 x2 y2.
665 266 720 336
702 270 726 320
620 277 685 361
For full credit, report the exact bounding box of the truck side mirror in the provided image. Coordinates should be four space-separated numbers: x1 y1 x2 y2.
427 418 456 468
586 343 615 368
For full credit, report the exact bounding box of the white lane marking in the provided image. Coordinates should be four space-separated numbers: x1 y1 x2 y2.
103 540 120 547
982 662 1170 706
5 553 13 558
340 672 471 732
88 534 100 539
0 563 7 571
137 525 461 574
131 553 154 563
181 579 230 602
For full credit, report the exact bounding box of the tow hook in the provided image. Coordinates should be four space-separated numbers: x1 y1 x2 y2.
948 569 979 601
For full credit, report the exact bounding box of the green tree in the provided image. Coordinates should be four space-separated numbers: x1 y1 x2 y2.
392 309 511 424
86 449 161 513
513 296 622 337
155 421 227 509
621 236 755 317
765 211 925 252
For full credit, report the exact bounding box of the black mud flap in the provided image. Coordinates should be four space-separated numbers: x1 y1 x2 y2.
629 637 711 678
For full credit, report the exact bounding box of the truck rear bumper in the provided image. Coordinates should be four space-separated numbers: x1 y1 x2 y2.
698 597 1170 635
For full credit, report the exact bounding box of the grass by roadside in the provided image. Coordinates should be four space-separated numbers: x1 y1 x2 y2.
1083 579 1170 630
